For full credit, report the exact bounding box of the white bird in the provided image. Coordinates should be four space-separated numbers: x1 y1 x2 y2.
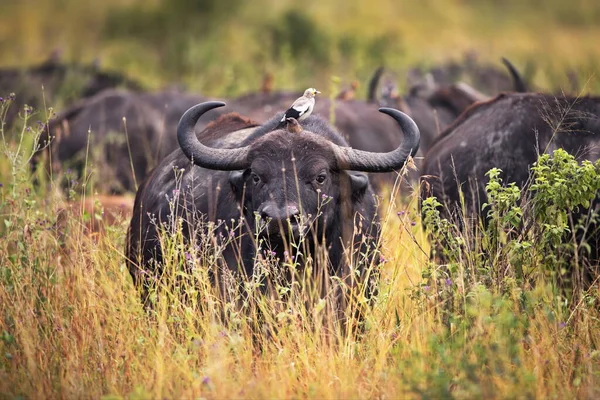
278 88 320 128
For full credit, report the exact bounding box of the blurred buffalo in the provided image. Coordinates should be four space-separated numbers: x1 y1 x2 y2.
0 54 142 129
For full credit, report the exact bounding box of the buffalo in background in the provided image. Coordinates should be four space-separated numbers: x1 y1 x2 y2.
359 58 527 191
420 92 600 285
0 54 143 129
368 58 528 154
405 53 529 95
32 88 228 193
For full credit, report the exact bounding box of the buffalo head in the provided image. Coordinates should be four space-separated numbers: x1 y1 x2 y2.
176 101 419 243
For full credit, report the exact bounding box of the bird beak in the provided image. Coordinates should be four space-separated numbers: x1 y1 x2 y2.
315 90 321 95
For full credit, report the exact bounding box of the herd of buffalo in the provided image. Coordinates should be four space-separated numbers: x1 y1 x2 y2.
3 54 599 299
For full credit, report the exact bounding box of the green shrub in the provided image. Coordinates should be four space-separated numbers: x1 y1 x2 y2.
423 148 600 293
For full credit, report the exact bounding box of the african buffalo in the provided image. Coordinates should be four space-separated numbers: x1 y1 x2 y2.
126 101 420 303
406 53 528 95
33 89 224 193
33 89 166 193
393 82 487 154
368 58 527 155
0 57 142 129
421 92 600 283
364 70 487 189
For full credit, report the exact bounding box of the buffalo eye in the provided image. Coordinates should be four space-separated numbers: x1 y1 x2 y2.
251 173 261 184
315 173 327 184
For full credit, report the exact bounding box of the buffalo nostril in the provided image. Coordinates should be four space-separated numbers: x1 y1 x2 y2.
260 204 276 220
287 205 299 217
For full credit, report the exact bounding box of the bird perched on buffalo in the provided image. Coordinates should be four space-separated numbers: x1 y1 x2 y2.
285 117 303 134
336 80 359 101
277 87 320 128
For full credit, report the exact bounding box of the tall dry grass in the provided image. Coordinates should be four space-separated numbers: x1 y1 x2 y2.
1 96 599 398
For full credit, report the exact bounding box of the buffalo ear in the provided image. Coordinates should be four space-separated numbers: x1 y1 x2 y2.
229 170 250 195
349 172 369 194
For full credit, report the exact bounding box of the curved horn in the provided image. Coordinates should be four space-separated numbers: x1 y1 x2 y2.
367 66 385 103
332 108 420 173
501 57 527 93
177 101 251 171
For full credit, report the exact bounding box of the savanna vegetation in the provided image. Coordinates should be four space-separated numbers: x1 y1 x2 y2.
1 0 600 398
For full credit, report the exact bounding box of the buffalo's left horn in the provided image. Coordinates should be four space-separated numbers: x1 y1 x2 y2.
331 108 420 173
177 101 251 171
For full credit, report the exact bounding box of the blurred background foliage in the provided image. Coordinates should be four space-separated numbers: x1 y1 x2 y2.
1 0 600 96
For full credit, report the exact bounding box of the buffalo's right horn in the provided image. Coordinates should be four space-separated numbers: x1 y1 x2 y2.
177 101 251 171
331 108 420 173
